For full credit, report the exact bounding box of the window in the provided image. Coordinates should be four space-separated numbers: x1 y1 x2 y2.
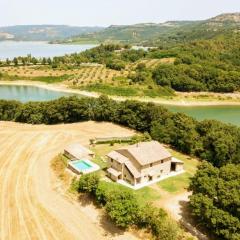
111 159 113 162
161 160 164 164
150 163 153 167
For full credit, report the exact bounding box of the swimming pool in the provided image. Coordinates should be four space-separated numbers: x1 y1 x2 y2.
68 159 100 174
73 160 92 171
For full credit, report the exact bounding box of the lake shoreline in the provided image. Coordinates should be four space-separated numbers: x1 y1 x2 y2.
0 41 96 60
1 80 240 106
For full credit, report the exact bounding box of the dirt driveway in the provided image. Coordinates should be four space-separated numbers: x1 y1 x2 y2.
0 121 138 240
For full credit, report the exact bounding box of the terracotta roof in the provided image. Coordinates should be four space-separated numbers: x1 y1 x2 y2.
125 161 141 178
107 168 121 177
107 151 141 178
64 143 93 159
117 141 171 166
107 151 128 164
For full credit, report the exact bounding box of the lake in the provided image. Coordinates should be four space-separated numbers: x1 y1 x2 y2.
165 105 240 126
0 41 96 60
0 84 239 126
0 85 75 102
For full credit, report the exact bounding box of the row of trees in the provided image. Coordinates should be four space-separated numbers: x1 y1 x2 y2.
74 173 182 240
0 95 239 167
0 55 52 67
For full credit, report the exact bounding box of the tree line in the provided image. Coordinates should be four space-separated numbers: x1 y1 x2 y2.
0 95 239 168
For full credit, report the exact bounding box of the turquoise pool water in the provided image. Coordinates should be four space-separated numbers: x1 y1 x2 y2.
72 160 92 171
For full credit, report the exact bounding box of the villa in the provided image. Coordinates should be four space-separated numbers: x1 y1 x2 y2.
106 141 184 188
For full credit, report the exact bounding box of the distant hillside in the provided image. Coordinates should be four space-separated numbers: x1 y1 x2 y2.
65 13 240 46
65 21 198 45
0 25 104 41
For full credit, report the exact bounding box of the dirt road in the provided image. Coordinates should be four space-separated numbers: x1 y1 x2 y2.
0 121 137 240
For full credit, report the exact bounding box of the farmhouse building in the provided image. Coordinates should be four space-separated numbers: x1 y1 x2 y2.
107 141 183 186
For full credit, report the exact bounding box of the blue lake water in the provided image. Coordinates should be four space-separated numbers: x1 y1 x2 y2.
165 105 240 126
0 85 75 102
0 41 96 60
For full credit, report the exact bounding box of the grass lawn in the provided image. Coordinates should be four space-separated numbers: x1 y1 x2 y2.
82 83 140 96
157 148 200 194
135 186 161 205
82 83 175 98
90 143 130 176
90 143 129 160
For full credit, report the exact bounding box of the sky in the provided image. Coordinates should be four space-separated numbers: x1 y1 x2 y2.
1 0 240 27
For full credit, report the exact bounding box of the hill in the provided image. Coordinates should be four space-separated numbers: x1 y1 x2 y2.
0 25 104 41
65 13 240 45
65 21 198 45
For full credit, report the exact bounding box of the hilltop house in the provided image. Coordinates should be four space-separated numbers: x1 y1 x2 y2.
64 143 94 160
106 141 183 187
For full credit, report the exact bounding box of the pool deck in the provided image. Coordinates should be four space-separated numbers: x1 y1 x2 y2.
68 159 100 175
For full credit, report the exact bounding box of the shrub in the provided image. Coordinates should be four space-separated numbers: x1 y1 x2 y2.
106 60 126 71
136 63 147 71
105 190 140 228
138 204 180 240
77 173 100 195
95 181 129 205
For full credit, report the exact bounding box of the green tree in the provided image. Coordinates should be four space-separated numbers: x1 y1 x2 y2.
77 173 100 195
189 162 240 240
13 57 18 66
105 190 140 228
